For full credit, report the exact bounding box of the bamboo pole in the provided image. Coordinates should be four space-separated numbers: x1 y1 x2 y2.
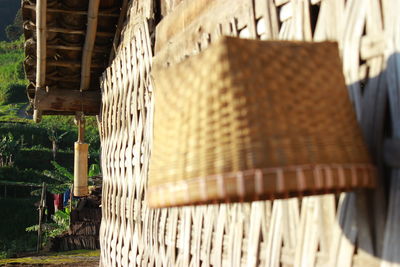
34 0 46 123
37 182 46 253
80 0 100 91
74 114 89 197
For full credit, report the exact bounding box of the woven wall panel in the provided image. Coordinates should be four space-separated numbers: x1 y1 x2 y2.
99 0 399 266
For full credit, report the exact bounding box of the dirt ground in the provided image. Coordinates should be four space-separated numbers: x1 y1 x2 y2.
0 250 99 266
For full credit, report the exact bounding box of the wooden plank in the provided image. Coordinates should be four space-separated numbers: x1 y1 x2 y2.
47 60 105 69
23 4 119 17
80 0 100 91
34 89 101 114
47 44 109 53
160 0 185 17
155 0 218 52
25 22 114 37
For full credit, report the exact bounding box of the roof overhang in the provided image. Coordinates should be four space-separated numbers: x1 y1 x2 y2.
22 0 127 121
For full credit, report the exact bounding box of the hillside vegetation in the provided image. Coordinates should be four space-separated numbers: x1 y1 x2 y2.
0 8 101 258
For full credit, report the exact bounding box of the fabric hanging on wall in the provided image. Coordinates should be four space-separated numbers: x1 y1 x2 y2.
63 189 71 207
53 193 63 212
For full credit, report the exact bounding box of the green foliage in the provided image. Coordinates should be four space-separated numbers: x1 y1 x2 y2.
0 36 27 105
88 163 100 177
0 198 37 258
26 209 70 250
0 123 52 149
16 148 74 171
5 25 21 42
0 132 21 166
0 122 100 153
0 83 26 104
47 129 69 144
0 37 24 54
42 161 74 193
0 166 50 184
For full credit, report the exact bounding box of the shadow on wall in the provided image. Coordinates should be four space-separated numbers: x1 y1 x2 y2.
340 52 399 264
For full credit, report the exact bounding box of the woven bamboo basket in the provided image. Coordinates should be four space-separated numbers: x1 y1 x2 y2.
148 37 376 208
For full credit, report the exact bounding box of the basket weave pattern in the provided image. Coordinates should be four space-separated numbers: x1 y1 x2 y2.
148 38 375 207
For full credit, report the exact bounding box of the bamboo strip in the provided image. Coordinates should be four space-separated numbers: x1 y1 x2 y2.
34 0 46 122
80 0 100 91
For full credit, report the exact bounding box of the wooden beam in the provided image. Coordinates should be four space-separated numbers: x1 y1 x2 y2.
47 27 114 37
47 60 105 69
34 89 101 114
47 44 109 53
80 0 100 91
23 4 119 17
108 0 128 64
25 22 114 37
35 0 46 123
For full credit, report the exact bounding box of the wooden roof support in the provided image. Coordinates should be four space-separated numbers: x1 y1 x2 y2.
47 44 109 53
108 0 128 64
80 0 100 91
25 22 114 37
34 0 46 123
34 89 101 114
47 60 104 69
23 5 119 17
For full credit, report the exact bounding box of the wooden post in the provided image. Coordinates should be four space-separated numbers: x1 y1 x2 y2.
69 184 73 211
37 182 46 253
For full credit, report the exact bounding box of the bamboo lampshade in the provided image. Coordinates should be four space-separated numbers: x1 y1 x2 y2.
148 37 376 208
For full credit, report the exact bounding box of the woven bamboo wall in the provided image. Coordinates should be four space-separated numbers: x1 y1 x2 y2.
99 0 400 266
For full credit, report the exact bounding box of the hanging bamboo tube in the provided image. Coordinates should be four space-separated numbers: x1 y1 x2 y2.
74 114 89 196
34 0 46 123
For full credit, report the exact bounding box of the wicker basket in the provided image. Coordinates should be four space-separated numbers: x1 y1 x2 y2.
148 36 376 208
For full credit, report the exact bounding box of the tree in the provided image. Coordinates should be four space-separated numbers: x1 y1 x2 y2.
47 128 68 161
5 9 23 41
0 133 21 166
42 161 73 194
5 25 21 41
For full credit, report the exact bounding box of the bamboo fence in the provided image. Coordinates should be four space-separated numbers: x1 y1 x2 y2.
99 0 400 266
